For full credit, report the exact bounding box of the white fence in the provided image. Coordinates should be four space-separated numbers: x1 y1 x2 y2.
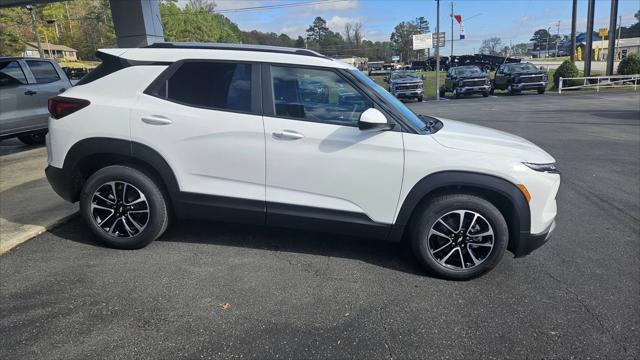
558 74 639 94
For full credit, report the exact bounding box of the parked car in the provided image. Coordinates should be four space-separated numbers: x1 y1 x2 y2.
368 61 387 75
439 65 491 98
46 43 560 280
385 70 424 102
491 62 548 95
410 60 431 71
0 57 72 144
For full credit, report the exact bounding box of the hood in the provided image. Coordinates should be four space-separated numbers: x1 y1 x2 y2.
431 118 555 163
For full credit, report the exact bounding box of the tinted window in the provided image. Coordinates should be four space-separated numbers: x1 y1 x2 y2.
26 60 60 83
0 61 27 87
157 61 252 112
271 66 372 125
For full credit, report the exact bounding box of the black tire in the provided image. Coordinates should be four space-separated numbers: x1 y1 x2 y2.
18 132 46 145
80 165 169 250
489 87 495 95
417 96 424 102
410 194 508 280
439 86 446 98
482 91 489 97
506 84 514 95
537 88 546 94
453 88 461 99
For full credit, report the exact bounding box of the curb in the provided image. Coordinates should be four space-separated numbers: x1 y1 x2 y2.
0 211 79 255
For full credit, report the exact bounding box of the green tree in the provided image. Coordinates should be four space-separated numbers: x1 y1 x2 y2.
294 36 305 48
160 0 241 43
390 20 420 62
553 59 579 88
305 16 344 54
617 53 640 75
478 37 502 55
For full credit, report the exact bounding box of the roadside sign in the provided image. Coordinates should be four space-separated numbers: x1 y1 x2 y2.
598 28 608 38
391 55 400 61
413 33 433 50
432 32 446 48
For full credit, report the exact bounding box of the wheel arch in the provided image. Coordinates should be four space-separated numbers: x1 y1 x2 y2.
61 137 180 206
389 171 530 254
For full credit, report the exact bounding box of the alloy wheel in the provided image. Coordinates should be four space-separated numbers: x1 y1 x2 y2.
90 181 150 237
427 210 494 270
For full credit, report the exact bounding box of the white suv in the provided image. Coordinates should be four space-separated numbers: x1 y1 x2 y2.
45 43 560 279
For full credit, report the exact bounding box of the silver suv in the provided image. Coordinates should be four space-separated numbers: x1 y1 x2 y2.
0 57 71 144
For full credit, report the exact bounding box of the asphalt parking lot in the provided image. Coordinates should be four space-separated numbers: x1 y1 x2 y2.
1 91 639 359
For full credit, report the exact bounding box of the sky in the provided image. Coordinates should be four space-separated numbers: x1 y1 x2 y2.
182 0 639 55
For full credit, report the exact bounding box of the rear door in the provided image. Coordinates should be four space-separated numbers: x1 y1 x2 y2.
494 64 507 89
23 59 70 132
131 60 266 223
0 60 40 137
262 64 404 235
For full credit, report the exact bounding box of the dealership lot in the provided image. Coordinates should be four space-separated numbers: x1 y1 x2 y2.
1 92 638 359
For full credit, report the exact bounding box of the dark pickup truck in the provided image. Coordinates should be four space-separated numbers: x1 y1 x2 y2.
491 62 548 95
385 70 424 101
439 65 491 98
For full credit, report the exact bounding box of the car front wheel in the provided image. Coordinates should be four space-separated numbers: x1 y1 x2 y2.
80 165 169 249
410 194 508 280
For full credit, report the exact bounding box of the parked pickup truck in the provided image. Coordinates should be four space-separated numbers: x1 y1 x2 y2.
491 62 548 95
386 70 424 102
440 65 491 98
0 57 72 144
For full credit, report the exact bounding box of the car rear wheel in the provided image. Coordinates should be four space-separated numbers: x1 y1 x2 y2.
80 165 169 250
537 88 545 94
439 86 446 98
453 88 461 98
417 95 424 102
506 84 514 95
18 132 46 145
482 91 489 97
410 194 508 280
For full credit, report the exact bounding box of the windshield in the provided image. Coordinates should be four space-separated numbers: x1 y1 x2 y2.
454 67 483 76
391 71 419 80
508 63 539 72
351 69 431 132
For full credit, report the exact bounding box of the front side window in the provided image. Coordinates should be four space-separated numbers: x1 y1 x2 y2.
26 60 60 83
271 66 373 125
157 61 252 112
0 61 27 87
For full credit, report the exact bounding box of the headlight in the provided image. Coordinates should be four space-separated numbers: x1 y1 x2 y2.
523 162 559 174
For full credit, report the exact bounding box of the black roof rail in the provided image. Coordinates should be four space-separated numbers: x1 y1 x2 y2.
145 42 331 59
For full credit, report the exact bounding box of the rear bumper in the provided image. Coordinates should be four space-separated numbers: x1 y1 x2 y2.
45 165 78 203
512 220 556 257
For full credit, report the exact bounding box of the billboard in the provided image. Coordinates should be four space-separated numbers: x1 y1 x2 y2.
413 33 433 50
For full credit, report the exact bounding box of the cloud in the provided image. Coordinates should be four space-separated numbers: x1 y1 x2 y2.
279 24 309 38
326 15 361 31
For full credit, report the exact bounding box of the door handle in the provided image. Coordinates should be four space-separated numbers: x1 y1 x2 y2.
141 115 172 126
272 130 304 140
24 90 37 96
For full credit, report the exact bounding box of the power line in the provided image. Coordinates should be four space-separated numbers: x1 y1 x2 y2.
214 0 349 13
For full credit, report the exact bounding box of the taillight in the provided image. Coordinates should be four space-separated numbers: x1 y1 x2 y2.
48 96 90 119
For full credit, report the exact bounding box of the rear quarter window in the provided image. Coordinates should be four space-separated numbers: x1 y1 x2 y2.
25 60 61 83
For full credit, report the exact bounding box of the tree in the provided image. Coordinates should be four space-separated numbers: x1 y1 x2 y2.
617 53 640 75
414 16 430 33
509 42 530 57
187 0 216 13
344 23 353 45
478 37 503 55
390 21 420 62
160 1 241 43
305 16 344 54
294 36 305 48
306 16 330 43
352 22 363 48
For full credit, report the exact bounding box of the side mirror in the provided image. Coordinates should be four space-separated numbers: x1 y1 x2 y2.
358 108 394 131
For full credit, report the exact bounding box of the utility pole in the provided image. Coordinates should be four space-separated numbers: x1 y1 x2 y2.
450 1 454 57
617 15 621 51
570 0 577 61
555 20 560 57
584 0 595 76
26 6 44 58
606 0 619 75
436 0 441 101
545 26 551 58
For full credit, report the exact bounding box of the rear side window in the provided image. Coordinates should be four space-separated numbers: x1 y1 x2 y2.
152 61 252 112
25 60 60 83
76 52 128 86
0 61 27 87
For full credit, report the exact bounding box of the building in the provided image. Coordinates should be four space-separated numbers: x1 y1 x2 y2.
594 37 640 60
24 42 78 60
334 56 368 71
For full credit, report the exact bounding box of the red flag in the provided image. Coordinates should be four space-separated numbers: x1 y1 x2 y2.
454 15 462 24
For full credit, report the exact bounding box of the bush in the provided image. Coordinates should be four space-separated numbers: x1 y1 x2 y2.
553 59 579 89
617 53 640 75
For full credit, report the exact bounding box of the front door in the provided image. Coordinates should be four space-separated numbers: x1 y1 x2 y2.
0 60 40 136
131 60 265 223
262 65 404 236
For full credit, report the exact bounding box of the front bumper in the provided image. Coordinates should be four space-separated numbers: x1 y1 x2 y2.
45 165 79 203
512 81 547 90
458 85 490 94
512 220 556 257
393 90 423 98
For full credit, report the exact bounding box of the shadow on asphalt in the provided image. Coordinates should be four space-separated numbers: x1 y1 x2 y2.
533 109 640 121
49 218 430 277
0 139 43 156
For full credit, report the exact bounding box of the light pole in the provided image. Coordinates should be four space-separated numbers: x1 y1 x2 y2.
545 26 551 58
436 0 441 101
26 5 44 58
570 0 577 62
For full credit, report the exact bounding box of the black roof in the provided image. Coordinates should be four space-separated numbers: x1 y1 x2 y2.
145 42 329 59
